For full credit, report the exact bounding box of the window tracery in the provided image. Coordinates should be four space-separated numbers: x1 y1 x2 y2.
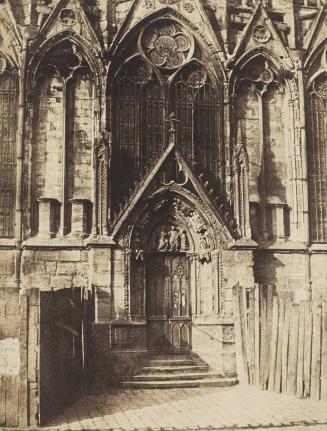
111 19 223 212
0 54 17 237
307 52 327 241
141 21 193 70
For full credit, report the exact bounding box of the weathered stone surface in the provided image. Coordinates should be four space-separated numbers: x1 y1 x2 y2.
0 1 326 425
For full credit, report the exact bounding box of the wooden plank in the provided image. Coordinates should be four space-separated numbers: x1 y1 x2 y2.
281 299 291 394
311 302 322 400
238 286 249 384
254 283 260 387
274 298 285 393
259 284 267 389
4 375 18 427
296 301 305 398
264 284 273 389
268 297 279 391
0 375 5 425
303 301 312 398
232 285 245 384
321 301 327 401
19 292 28 428
287 303 299 396
248 289 255 385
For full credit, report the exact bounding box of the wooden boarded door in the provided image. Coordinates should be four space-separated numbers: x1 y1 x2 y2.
39 288 93 425
146 254 191 353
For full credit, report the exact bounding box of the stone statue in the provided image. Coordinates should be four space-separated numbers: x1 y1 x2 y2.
169 225 180 251
180 230 189 251
158 230 169 251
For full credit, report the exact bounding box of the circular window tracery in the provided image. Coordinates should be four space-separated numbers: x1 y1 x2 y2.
122 59 153 85
141 21 193 70
182 65 208 88
59 8 77 26
313 74 327 99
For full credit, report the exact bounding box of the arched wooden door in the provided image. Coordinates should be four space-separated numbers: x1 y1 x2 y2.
146 253 191 353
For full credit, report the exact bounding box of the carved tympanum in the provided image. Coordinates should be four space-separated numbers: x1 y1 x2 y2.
157 225 190 252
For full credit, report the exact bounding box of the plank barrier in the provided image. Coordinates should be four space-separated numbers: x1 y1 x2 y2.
232 283 327 401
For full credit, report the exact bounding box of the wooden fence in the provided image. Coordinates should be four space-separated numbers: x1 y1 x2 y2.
232 283 327 401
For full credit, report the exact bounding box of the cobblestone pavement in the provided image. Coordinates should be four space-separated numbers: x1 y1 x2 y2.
43 384 327 431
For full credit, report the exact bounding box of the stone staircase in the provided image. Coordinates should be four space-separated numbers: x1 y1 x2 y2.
120 354 238 389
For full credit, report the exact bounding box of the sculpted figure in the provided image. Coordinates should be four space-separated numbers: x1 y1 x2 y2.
180 230 189 251
158 230 169 251
169 225 180 251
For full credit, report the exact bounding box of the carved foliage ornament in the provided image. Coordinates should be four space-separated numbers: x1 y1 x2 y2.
252 24 271 43
142 21 193 70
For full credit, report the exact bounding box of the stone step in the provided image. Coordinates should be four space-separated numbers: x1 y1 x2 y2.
147 358 195 367
132 372 223 381
141 365 209 374
149 354 190 360
121 377 238 389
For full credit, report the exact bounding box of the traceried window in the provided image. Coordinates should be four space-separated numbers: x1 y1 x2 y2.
111 19 223 210
0 54 17 237
307 69 327 241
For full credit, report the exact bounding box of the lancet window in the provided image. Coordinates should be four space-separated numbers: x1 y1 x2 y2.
0 54 17 237
307 46 327 242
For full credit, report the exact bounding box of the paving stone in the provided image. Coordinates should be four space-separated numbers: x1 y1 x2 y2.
41 385 327 431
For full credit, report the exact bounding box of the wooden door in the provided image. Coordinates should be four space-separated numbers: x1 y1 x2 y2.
146 254 191 353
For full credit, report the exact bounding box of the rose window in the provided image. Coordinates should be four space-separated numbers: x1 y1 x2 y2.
142 21 193 70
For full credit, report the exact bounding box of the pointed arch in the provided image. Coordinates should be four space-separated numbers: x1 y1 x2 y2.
230 47 296 96
28 31 104 86
108 7 225 83
28 34 99 237
232 51 293 242
305 41 327 242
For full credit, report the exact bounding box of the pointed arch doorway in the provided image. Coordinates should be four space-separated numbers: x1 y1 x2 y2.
146 251 192 353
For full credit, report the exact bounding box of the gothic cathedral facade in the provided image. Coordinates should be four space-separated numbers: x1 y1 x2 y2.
0 0 327 426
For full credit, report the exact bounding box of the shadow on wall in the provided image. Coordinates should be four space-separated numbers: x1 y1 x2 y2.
253 250 285 288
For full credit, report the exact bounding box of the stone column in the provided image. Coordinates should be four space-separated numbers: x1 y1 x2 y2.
69 198 90 237
37 197 59 239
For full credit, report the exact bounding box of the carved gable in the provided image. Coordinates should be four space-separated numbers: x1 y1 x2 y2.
229 3 293 70
110 143 236 249
33 0 101 49
0 1 22 66
112 0 225 65
304 6 327 69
